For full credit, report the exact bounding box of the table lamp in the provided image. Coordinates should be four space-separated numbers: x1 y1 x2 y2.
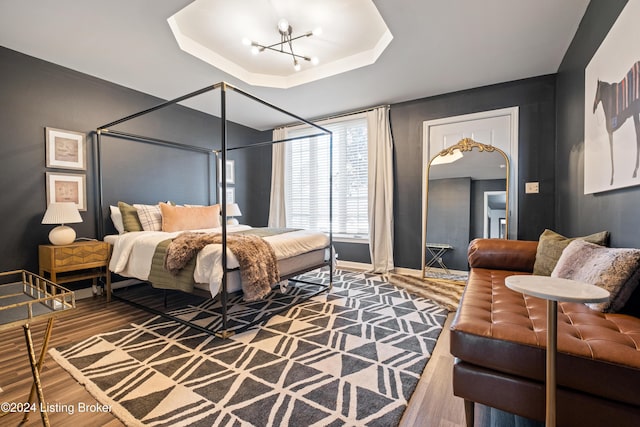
42 202 82 245
226 203 242 225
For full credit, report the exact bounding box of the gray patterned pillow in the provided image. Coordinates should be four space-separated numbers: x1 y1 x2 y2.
551 239 640 312
134 203 162 231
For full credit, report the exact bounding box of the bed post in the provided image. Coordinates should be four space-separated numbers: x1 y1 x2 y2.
329 132 334 290
95 130 105 240
217 82 232 339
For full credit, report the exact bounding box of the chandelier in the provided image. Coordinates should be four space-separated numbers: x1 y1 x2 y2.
243 18 321 71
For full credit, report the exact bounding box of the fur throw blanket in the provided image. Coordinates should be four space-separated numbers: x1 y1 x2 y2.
164 232 280 302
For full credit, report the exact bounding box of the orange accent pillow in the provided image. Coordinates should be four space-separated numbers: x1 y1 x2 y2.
159 203 221 232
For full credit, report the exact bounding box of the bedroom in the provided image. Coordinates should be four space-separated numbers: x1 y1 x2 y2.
0 1 637 426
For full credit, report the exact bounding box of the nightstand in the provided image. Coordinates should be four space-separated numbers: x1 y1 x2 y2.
39 240 111 301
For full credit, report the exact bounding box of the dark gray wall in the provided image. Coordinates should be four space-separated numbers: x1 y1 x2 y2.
427 178 472 271
390 75 557 270
0 46 268 273
0 47 559 273
556 0 637 247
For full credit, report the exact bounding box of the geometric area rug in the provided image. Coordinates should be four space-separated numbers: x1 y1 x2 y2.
49 269 448 427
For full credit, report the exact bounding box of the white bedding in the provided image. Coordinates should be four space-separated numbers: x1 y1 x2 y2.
106 226 330 297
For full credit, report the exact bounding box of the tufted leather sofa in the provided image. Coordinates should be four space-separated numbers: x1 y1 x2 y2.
450 238 640 427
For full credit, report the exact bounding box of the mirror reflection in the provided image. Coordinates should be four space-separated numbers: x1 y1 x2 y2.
423 138 509 274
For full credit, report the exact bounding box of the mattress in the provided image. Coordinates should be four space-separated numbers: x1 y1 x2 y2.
105 226 330 297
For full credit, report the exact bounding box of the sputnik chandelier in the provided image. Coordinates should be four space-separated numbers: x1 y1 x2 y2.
243 18 321 71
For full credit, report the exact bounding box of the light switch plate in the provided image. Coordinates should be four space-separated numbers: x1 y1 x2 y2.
525 182 539 194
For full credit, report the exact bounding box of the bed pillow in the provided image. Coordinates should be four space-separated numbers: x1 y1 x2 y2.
110 205 124 234
551 239 640 312
134 203 162 232
160 202 221 232
533 229 610 276
118 201 143 232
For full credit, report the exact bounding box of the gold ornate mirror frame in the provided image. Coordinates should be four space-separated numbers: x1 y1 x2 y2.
423 138 510 277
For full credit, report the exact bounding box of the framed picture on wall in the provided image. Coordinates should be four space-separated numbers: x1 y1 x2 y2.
584 0 640 194
217 159 235 184
218 186 235 204
46 172 87 211
45 127 87 170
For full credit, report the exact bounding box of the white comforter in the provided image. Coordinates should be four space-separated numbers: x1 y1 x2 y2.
107 226 329 297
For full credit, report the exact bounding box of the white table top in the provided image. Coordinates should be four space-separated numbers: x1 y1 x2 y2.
505 275 610 303
426 243 453 249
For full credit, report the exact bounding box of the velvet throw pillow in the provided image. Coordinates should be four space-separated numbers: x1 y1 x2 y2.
533 229 610 276
551 240 640 312
160 202 221 232
118 201 143 232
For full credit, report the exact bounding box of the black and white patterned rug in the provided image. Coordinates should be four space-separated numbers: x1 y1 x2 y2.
50 269 448 427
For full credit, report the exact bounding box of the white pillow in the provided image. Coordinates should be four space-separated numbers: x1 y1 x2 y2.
110 205 124 234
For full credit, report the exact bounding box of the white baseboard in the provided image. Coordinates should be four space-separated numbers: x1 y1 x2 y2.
336 260 370 271
111 278 143 289
335 260 423 278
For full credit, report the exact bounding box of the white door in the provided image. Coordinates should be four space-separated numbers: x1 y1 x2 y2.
421 107 519 272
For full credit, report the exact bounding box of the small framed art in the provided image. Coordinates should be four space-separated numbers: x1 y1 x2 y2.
45 127 87 170
217 159 235 184
46 172 87 211
218 186 235 204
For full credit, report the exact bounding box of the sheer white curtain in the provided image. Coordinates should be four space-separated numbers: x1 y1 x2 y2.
367 106 394 273
268 127 287 227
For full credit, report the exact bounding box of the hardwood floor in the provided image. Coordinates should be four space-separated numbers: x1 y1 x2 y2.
0 294 466 427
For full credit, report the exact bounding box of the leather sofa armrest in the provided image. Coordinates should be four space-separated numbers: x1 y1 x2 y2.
467 238 538 272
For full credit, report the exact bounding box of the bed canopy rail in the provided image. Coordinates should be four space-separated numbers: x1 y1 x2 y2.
95 81 333 338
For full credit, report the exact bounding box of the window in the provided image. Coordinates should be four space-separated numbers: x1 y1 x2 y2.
285 115 368 240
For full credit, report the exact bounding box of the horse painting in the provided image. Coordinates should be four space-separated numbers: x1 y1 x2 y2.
592 61 640 185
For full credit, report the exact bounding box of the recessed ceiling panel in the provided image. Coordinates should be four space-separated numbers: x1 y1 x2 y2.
168 0 392 88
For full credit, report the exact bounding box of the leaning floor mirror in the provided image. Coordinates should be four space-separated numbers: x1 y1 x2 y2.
423 138 510 277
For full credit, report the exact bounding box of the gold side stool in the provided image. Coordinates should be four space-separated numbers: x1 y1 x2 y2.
0 270 76 426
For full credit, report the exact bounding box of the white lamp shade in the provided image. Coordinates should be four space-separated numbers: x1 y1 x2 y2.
226 203 242 217
225 203 241 225
42 202 82 225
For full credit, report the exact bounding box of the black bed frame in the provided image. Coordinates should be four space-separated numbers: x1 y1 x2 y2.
94 82 333 338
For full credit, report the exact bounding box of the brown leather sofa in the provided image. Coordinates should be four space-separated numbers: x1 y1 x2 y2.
450 238 640 427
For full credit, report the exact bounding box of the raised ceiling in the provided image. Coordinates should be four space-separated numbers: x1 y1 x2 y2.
0 0 590 130
168 0 393 88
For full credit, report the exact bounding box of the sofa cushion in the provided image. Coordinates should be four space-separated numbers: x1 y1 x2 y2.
552 240 640 312
532 229 610 276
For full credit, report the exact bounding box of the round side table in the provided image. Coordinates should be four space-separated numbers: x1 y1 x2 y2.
505 275 610 427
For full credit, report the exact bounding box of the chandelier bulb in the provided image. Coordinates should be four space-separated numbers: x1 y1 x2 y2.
278 18 290 33
242 37 251 46
251 45 259 55
293 60 301 72
311 56 319 65
312 27 323 37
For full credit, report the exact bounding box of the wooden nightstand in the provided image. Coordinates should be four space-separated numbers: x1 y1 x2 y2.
39 240 112 301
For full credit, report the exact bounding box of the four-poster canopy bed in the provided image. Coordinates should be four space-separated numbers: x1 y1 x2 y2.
94 82 334 338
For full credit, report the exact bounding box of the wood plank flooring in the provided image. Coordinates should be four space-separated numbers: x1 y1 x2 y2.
0 293 466 427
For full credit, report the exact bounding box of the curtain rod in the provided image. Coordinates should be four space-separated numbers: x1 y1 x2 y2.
282 104 390 129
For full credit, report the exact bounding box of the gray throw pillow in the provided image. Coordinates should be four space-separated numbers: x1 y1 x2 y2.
551 239 640 312
533 229 610 276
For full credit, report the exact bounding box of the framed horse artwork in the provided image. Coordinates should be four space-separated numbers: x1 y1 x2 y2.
584 0 640 194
